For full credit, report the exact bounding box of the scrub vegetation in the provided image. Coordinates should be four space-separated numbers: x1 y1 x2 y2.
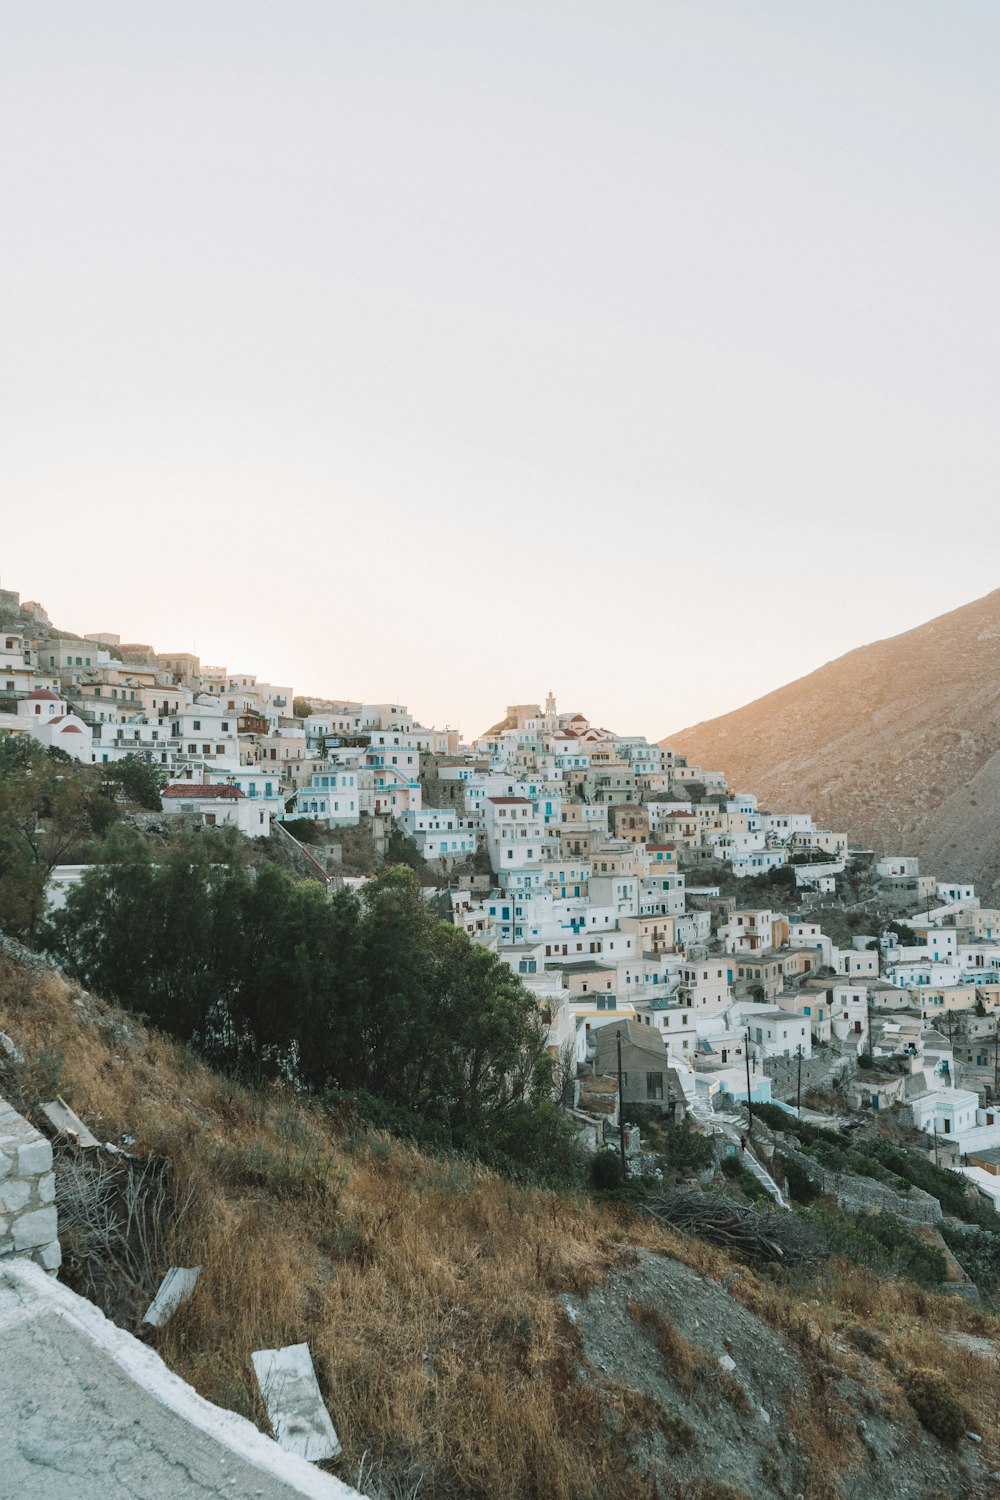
3 955 1000 1499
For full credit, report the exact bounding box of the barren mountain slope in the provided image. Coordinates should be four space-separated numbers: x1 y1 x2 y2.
666 588 1000 894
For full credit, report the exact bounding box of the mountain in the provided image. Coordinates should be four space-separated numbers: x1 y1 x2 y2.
666 588 1000 896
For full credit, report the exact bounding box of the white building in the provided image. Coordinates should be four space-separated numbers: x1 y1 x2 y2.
909 1088 1000 1155
160 783 272 837
18 690 92 762
295 770 360 827
396 808 476 861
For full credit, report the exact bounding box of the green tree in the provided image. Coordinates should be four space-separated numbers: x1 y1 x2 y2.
46 850 582 1181
102 753 169 810
0 739 115 942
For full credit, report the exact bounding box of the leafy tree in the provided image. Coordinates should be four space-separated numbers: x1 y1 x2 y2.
0 739 115 942
102 753 169 810
45 849 580 1182
292 697 312 718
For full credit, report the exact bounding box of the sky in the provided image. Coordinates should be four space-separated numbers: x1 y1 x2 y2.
3 3 999 742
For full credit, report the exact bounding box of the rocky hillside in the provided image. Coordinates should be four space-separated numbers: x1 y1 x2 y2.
666 588 1000 895
4 944 1000 1497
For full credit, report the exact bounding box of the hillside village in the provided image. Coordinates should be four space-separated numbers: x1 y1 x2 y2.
4 585 1000 1201
10 586 1000 1496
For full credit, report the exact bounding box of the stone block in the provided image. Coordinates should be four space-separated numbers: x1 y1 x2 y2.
36 1171 56 1205
0 1180 31 1215
32 1239 62 1273
0 1149 11 1180
11 1206 57 1252
17 1139 53 1177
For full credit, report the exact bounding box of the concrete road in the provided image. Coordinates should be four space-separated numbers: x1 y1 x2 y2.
0 1259 361 1500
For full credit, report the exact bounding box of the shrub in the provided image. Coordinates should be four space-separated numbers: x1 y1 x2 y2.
752 1102 796 1132
627 1106 715 1174
806 1206 947 1288
939 1221 1000 1298
278 818 323 843
719 1154 772 1204
781 1155 820 1205
589 1150 625 1191
903 1368 966 1447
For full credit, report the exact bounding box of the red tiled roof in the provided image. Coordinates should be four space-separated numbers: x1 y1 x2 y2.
26 689 61 701
488 796 531 804
162 783 244 800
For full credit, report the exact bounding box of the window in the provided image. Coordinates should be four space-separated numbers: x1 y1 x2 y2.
646 1071 664 1101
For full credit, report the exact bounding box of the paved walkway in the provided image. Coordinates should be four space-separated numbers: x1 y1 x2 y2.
738 1144 788 1208
688 1101 788 1207
0 1259 362 1500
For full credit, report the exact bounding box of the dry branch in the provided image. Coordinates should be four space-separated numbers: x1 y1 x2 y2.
644 1187 824 1268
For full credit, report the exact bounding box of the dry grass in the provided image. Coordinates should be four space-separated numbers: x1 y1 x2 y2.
626 1298 707 1397
4 955 1000 1499
0 960 686 1499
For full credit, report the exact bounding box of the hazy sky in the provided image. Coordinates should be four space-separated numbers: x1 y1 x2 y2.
3 3 999 741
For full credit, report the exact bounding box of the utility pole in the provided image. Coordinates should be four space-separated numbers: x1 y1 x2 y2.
932 1117 939 1167
994 1016 999 1098
797 1043 803 1114
616 1030 627 1179
744 1027 755 1141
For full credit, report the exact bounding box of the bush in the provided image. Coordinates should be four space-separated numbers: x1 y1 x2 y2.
626 1107 714 1174
806 1206 947 1288
752 1102 797 1132
278 818 324 843
904 1368 966 1447
590 1150 625 1192
751 1104 972 1208
782 1155 821 1205
720 1153 771 1204
865 1141 1000 1232
939 1221 1000 1298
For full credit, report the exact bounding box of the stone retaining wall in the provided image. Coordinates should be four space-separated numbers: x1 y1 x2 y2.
0 1097 60 1271
781 1143 943 1224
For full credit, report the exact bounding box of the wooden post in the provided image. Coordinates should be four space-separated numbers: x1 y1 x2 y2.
616 1030 627 1178
745 1028 754 1140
